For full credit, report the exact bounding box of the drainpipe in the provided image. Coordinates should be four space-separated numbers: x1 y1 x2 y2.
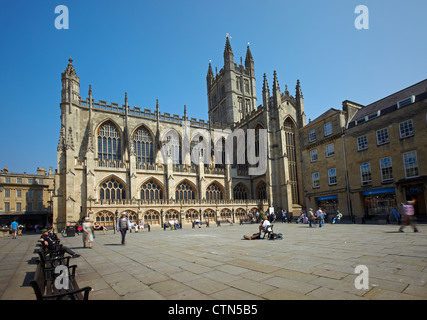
341 125 354 221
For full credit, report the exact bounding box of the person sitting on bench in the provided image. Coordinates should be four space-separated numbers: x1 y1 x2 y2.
39 229 80 258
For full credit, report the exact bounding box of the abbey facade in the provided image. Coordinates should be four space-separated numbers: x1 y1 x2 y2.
53 38 307 229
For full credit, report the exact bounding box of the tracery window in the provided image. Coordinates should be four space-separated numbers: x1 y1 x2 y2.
94 211 115 227
133 126 154 164
175 181 196 200
214 138 226 168
99 177 126 201
144 209 160 224
257 181 267 200
140 180 164 201
190 134 208 166
165 209 180 220
284 118 300 204
162 131 182 164
98 122 121 161
233 183 248 200
235 208 247 219
185 209 199 220
203 209 216 221
206 183 224 201
220 208 232 218
255 124 264 157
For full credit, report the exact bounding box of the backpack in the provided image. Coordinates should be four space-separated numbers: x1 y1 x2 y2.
268 232 284 240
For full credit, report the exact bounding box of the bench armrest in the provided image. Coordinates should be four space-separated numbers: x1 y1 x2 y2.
42 286 93 300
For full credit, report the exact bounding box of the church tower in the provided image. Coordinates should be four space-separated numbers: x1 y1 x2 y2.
207 37 257 126
55 58 81 229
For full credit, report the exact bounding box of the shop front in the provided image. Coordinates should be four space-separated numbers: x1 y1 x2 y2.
363 187 397 217
397 177 427 217
316 194 338 220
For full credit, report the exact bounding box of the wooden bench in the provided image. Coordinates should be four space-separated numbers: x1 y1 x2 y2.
30 260 92 300
40 242 65 260
163 222 181 230
216 219 233 226
192 220 209 228
38 250 71 269
239 218 255 225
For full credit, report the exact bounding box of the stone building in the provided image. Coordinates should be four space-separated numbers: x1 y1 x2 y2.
0 167 54 227
299 107 354 218
345 79 427 221
53 38 307 229
301 79 427 221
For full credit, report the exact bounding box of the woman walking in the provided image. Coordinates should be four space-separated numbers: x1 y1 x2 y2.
82 217 94 249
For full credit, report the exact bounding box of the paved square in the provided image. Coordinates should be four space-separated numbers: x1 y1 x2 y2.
0 222 426 300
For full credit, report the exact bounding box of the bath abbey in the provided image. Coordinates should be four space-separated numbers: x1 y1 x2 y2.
53 37 307 229
2 37 425 228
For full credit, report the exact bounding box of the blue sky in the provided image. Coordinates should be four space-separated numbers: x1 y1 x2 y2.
0 0 426 174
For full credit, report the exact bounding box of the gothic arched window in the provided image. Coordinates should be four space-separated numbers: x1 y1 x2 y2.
255 124 264 157
133 126 154 164
256 181 267 200
97 122 121 161
99 177 126 201
233 183 249 200
190 134 208 166
140 179 164 201
206 183 224 201
284 118 300 204
162 130 182 164
175 181 196 200
165 209 180 220
144 209 160 224
94 211 115 227
214 138 226 168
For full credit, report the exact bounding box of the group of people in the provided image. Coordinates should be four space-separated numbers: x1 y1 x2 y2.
36 213 136 255
305 207 327 227
81 212 143 247
33 200 421 255
248 209 276 223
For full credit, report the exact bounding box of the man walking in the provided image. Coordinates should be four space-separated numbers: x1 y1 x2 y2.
117 212 132 245
10 219 19 239
317 207 324 228
398 201 419 233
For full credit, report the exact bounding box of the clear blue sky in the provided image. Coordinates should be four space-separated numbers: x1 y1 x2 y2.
0 0 426 174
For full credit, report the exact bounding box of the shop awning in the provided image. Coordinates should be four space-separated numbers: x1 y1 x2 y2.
362 187 395 196
316 194 338 201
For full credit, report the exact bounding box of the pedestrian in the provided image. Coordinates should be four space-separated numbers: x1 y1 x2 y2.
10 219 18 239
116 212 131 245
398 201 419 233
82 217 94 249
317 207 324 227
307 208 315 227
282 209 287 223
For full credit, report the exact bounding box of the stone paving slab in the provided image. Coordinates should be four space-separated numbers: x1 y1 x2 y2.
0 223 426 300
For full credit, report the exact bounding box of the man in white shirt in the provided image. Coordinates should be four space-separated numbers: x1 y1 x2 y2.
259 216 271 234
316 207 324 227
